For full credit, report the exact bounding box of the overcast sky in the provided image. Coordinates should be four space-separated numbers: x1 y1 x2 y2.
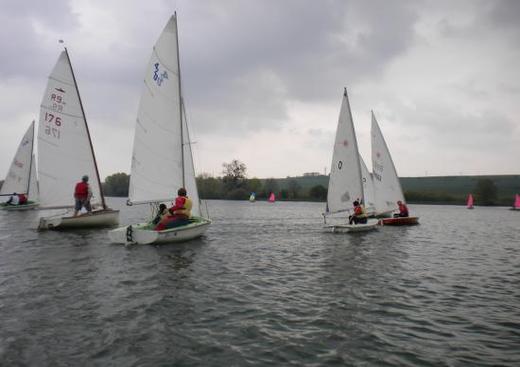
1 0 519 180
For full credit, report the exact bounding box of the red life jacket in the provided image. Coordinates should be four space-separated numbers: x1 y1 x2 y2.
18 194 27 204
75 182 89 199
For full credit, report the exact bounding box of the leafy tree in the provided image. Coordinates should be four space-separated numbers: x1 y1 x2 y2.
222 159 247 190
197 173 224 199
280 189 289 199
103 172 130 197
226 188 249 200
475 179 498 206
309 185 327 200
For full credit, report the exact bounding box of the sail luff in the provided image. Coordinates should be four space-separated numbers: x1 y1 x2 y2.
173 12 186 188
64 48 106 209
346 89 364 203
26 120 35 197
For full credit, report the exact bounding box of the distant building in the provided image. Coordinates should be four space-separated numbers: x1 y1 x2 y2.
303 172 321 177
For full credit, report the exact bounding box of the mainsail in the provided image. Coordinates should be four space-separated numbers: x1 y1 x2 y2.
37 50 104 209
371 111 404 215
128 14 202 214
1 121 37 200
326 88 364 214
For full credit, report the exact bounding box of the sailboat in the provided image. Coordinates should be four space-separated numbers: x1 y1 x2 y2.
371 111 419 226
108 14 211 245
511 194 520 211
324 88 378 233
268 192 275 203
466 194 474 209
249 192 256 202
0 121 39 210
37 49 119 230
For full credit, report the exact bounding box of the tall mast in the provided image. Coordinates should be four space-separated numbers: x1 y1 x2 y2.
26 120 35 196
64 47 107 209
344 87 365 203
173 12 186 187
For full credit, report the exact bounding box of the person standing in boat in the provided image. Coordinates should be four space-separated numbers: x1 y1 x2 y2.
155 188 192 230
394 200 409 218
73 175 92 216
349 200 368 224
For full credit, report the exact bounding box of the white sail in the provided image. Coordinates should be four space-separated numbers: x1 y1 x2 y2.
37 50 103 209
360 156 376 214
128 15 183 204
371 111 404 215
1 121 36 198
326 89 364 214
182 103 201 216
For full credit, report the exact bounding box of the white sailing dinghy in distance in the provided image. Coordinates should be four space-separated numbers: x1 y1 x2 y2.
37 49 119 230
0 121 39 210
108 14 211 245
371 111 419 225
324 88 378 233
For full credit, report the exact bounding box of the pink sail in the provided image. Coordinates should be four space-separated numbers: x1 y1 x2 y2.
466 194 474 209
268 192 275 203
514 194 520 209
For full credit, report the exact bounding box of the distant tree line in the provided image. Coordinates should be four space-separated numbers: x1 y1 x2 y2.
197 159 327 201
98 164 514 206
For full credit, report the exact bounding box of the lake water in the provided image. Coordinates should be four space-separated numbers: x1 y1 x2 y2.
0 199 519 366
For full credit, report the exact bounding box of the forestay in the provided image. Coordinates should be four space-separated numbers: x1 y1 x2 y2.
326 89 364 214
371 111 404 214
128 15 184 205
37 51 102 209
1 121 37 200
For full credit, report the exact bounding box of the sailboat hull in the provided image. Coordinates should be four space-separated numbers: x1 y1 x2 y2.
38 209 119 230
0 202 39 211
325 219 379 233
378 216 419 226
108 217 211 245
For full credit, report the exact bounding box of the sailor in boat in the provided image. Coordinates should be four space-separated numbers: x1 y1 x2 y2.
73 175 92 217
348 200 368 225
155 188 192 231
5 193 20 206
152 203 169 225
393 200 409 218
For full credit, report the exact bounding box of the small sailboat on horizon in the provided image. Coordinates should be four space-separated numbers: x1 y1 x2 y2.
467 194 474 209
324 88 378 233
268 192 276 203
0 121 39 210
37 49 119 229
249 192 256 202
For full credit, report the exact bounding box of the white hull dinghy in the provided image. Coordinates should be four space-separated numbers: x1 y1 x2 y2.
0 121 39 211
326 219 379 233
108 14 211 245
36 49 119 230
109 217 211 245
323 88 377 234
38 209 119 230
